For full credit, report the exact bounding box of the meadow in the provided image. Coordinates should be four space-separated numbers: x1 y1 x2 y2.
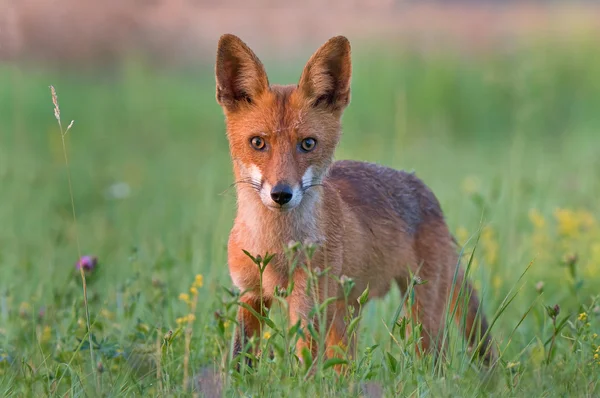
0 39 599 396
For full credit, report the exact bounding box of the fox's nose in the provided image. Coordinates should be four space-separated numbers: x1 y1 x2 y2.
270 183 293 205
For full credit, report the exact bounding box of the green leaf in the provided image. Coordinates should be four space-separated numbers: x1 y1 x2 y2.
318 297 338 314
307 322 319 341
346 316 362 338
396 317 407 340
262 316 276 329
241 250 257 263
386 352 398 373
301 347 313 372
323 358 348 370
357 284 370 306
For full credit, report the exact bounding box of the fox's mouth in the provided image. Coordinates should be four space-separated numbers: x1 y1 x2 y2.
265 202 297 213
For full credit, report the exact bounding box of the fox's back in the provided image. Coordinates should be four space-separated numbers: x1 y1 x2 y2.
326 160 445 237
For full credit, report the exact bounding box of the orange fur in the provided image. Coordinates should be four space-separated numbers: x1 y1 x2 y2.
215 34 494 371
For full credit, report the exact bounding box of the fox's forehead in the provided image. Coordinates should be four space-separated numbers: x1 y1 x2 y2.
261 84 305 133
227 85 306 134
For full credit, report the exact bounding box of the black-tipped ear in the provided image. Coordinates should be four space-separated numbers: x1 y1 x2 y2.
215 34 269 111
298 36 352 111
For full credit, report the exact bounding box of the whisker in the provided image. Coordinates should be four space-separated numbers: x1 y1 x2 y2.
302 183 324 193
219 179 262 196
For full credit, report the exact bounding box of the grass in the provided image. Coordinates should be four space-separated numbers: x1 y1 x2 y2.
0 40 599 396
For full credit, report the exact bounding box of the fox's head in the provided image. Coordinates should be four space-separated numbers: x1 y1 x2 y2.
215 34 351 212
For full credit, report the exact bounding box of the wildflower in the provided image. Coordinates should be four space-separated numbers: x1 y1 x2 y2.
506 361 520 369
100 308 114 320
176 317 187 326
187 314 196 323
592 333 598 340
263 331 272 340
179 293 190 304
194 274 204 288
38 306 46 320
461 176 480 195
554 208 580 237
576 209 596 230
223 320 230 329
41 326 52 343
76 256 97 272
19 302 31 319
578 312 588 322
535 281 544 293
105 182 131 200
490 276 501 291
595 353 599 360
190 287 198 296
528 209 546 229
481 226 498 265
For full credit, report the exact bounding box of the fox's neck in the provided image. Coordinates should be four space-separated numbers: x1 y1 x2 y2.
235 186 325 256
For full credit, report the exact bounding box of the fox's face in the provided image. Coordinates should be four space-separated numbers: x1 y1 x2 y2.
215 34 351 212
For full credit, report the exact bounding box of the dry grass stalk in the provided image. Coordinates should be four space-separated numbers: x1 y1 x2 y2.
49 85 99 390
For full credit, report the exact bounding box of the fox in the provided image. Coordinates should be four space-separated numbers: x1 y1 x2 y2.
215 33 494 369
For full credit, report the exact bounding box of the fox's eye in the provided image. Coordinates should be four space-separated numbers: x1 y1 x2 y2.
300 138 317 152
250 136 266 150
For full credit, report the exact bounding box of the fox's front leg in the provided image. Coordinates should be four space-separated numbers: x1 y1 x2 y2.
287 283 317 364
287 269 347 370
233 294 272 367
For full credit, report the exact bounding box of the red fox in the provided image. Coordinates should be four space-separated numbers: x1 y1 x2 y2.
215 34 494 369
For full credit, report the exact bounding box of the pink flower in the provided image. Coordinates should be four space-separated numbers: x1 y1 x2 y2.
76 256 97 272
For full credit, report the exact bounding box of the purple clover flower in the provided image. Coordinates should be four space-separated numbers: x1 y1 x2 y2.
76 256 97 272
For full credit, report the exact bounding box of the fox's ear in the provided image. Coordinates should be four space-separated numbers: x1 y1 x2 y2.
215 34 269 111
298 36 351 111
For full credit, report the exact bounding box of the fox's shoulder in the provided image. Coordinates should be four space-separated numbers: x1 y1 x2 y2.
326 160 445 233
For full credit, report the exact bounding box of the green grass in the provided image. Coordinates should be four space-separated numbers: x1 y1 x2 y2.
0 40 599 396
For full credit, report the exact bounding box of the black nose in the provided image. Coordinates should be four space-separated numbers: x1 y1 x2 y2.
270 183 293 205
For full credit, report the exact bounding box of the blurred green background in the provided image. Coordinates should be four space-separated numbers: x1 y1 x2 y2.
1 1 599 395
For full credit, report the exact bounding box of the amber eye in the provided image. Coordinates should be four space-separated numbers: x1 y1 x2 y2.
250 136 266 150
300 138 317 152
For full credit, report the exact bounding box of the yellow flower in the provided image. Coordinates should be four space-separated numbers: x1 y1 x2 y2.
492 275 502 290
100 308 114 320
506 361 520 369
190 287 198 296
554 208 580 237
263 331 272 339
223 320 231 329
19 302 31 318
528 209 546 229
194 274 204 288
576 209 596 230
179 293 190 303
461 176 480 195
481 226 498 265
176 317 186 326
595 354 599 360
593 333 598 340
41 325 52 343
578 312 587 322
187 314 196 323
